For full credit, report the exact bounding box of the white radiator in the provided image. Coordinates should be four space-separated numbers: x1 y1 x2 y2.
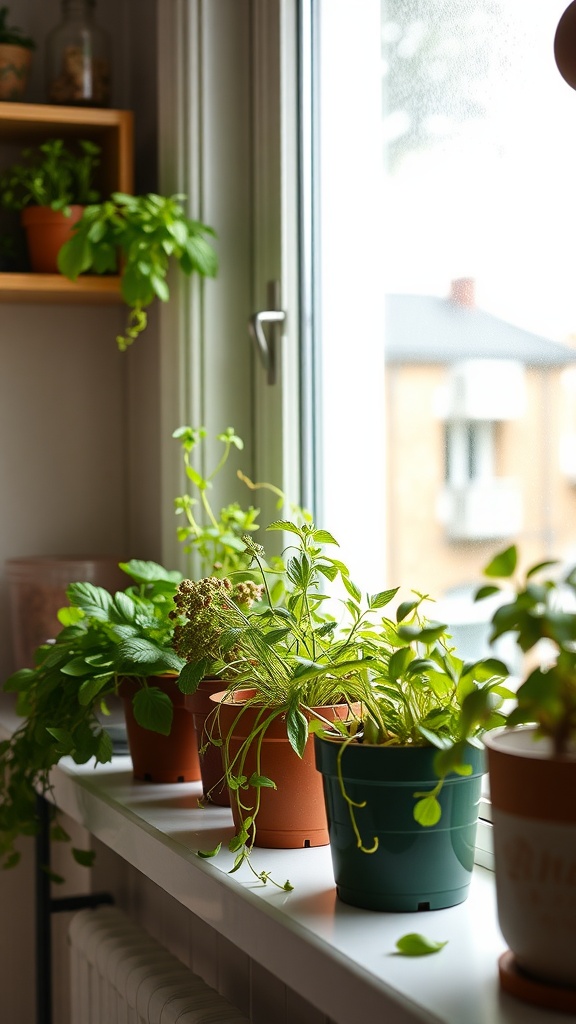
69 905 251 1023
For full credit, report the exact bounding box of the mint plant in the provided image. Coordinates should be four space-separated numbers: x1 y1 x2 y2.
0 138 100 213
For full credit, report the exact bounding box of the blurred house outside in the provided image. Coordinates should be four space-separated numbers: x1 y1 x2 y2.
385 278 576 662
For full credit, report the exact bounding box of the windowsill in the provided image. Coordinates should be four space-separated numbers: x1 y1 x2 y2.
0 705 563 1024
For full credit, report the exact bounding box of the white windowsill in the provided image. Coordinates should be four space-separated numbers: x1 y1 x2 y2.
0 706 564 1024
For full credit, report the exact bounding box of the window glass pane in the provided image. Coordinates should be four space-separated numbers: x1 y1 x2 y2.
313 0 576 660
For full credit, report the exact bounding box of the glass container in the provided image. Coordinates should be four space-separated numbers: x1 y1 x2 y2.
46 0 111 107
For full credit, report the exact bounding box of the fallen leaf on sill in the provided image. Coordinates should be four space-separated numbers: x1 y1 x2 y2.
393 932 448 957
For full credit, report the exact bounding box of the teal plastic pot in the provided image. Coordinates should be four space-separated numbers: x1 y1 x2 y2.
314 734 485 912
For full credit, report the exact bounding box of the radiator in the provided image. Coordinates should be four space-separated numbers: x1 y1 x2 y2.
69 905 251 1023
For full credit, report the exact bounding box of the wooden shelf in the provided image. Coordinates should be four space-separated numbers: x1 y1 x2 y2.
0 102 133 303
0 102 133 193
0 273 122 304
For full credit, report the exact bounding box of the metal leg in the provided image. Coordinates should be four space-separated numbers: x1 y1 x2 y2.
35 794 113 1024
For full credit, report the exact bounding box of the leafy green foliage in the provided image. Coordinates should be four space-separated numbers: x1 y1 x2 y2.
394 933 448 957
57 192 218 349
172 425 267 577
0 6 35 48
0 559 185 869
0 139 100 212
476 544 576 755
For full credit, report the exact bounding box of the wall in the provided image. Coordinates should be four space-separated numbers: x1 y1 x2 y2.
0 2 161 1019
0 0 162 684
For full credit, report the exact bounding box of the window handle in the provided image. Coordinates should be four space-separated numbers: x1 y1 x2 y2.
248 282 286 385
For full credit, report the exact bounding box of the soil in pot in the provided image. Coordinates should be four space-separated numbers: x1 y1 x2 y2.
120 676 201 784
211 689 354 849
315 734 485 912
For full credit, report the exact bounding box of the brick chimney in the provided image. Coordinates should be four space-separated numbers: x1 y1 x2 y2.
450 277 475 307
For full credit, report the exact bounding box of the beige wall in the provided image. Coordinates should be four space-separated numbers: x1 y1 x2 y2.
386 362 576 600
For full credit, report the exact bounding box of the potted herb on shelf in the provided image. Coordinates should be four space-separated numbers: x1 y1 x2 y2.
0 5 35 101
313 595 511 912
476 545 576 1004
57 192 218 350
0 137 101 271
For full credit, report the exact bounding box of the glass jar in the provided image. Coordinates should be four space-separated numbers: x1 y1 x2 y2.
45 0 111 107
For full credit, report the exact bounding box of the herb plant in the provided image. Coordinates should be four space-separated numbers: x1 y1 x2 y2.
57 192 218 350
0 559 184 871
476 543 576 755
172 522 377 883
173 425 262 577
0 139 100 213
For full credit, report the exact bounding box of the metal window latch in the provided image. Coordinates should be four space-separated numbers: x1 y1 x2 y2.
248 281 286 386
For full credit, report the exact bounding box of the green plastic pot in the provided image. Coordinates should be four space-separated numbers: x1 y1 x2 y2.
314 734 485 912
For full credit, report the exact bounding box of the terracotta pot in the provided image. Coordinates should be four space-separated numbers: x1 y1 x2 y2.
120 675 201 784
6 555 128 669
210 688 354 849
21 204 84 273
0 44 32 100
486 727 576 992
187 678 229 805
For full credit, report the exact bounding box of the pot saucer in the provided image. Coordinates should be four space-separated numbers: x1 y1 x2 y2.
499 950 576 1014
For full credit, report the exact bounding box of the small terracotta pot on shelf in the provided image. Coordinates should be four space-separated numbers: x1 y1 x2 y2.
119 675 201 784
21 204 84 273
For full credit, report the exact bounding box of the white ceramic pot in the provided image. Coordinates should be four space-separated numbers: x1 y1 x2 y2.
485 727 576 987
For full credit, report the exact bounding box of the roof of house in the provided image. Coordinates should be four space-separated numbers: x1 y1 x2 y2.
385 294 576 367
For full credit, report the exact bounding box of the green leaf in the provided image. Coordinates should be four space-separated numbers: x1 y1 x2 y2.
341 575 361 602
78 673 113 706
67 582 114 620
72 848 96 868
398 622 447 645
473 584 500 602
178 659 210 694
394 933 448 957
197 844 222 859
396 599 419 623
484 545 517 578
413 794 442 826
247 773 277 789
286 706 308 757
369 587 400 609
132 686 173 735
312 529 339 546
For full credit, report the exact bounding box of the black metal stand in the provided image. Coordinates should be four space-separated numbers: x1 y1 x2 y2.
35 795 114 1024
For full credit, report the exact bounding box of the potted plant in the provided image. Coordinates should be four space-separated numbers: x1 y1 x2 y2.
0 423 284 869
0 137 101 271
0 557 191 871
172 521 376 887
171 423 286 803
57 192 218 350
475 544 576 1006
313 592 510 912
0 5 35 101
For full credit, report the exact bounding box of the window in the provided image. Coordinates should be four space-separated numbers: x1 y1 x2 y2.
306 0 576 633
